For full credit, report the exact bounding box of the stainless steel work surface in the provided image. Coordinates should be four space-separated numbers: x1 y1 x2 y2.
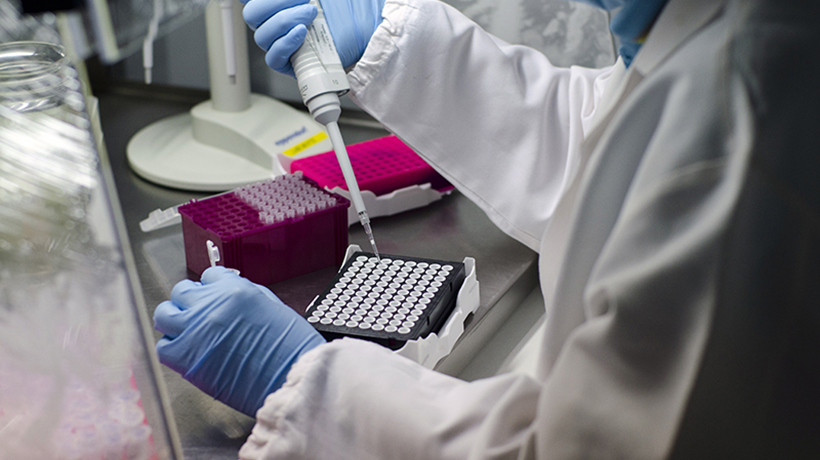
97 89 538 459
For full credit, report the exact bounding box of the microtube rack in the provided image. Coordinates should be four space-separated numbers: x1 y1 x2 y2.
0 365 160 460
290 135 452 197
304 251 466 350
179 173 350 285
57 377 158 460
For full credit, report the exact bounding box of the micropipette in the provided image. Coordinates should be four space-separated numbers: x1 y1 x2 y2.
290 0 380 259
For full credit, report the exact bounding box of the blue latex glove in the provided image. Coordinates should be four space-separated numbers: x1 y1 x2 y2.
153 266 325 417
241 0 385 76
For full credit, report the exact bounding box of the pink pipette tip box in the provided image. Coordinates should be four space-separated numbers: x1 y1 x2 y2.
290 135 452 196
179 174 350 285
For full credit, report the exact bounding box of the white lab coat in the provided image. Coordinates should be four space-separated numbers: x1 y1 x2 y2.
240 0 820 458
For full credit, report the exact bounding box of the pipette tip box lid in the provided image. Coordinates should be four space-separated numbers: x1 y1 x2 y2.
179 174 350 285
290 135 452 196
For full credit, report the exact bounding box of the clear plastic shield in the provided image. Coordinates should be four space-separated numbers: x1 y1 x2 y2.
0 40 182 460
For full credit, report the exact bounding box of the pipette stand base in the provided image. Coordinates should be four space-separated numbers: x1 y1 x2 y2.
127 94 332 192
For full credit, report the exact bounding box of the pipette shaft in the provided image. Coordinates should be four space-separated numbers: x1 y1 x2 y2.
325 121 380 259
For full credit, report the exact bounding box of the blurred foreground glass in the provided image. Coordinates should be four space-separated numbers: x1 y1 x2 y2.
0 41 181 460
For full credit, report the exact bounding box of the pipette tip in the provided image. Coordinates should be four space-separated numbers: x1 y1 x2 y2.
359 211 380 261
366 227 380 261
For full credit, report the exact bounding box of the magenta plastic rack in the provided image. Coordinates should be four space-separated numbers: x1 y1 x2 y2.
179 174 350 285
290 135 452 196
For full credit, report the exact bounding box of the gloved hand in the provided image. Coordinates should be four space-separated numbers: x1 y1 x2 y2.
153 266 325 417
241 0 386 76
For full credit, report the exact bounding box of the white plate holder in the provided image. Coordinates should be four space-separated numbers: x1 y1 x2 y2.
320 244 480 368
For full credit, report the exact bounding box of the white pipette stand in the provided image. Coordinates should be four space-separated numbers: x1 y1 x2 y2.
127 0 332 192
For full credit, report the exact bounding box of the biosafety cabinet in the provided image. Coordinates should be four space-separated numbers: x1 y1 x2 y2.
0 40 183 460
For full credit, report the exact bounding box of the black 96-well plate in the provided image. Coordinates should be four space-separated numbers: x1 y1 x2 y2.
305 252 466 350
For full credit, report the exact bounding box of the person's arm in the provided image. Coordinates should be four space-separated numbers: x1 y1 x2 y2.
240 338 543 459
233 3 615 459
237 29 748 459
348 0 614 251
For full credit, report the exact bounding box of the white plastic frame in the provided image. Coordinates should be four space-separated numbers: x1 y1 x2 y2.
139 180 451 233
327 185 451 227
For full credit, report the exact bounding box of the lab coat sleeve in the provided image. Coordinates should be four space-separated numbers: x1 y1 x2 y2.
238 3 611 458
346 0 614 251
238 338 543 460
